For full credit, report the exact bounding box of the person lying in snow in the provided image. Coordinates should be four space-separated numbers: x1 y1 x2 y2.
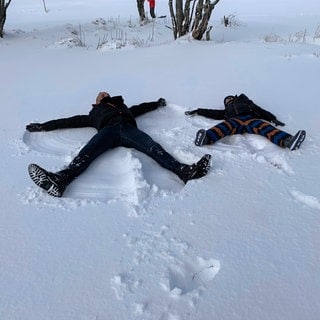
26 92 211 197
185 93 306 151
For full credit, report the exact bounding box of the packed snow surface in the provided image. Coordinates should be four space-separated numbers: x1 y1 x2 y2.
1 0 320 319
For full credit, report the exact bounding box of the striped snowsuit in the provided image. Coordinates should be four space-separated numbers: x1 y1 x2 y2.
197 94 291 147
206 115 290 147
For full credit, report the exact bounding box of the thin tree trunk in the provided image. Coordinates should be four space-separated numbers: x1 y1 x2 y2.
181 0 192 36
192 0 220 40
168 0 178 39
169 0 221 41
175 0 184 38
42 0 49 13
1 0 11 37
192 0 203 33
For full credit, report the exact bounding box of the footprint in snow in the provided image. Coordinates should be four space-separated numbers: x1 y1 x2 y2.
169 257 220 296
290 190 320 211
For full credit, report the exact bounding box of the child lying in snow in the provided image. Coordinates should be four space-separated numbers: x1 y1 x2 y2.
185 93 306 151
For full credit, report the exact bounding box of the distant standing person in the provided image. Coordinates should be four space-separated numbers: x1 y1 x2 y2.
185 93 306 151
136 0 156 22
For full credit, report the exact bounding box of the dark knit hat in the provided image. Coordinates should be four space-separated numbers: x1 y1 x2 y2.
224 95 235 106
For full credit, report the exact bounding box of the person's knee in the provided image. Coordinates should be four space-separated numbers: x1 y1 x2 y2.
150 143 165 155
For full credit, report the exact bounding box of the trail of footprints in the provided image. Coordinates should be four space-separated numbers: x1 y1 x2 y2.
110 226 220 318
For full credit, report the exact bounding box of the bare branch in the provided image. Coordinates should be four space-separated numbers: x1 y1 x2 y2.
42 0 49 13
1 0 13 37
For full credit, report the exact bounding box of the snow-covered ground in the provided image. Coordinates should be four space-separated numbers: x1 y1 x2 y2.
1 0 320 319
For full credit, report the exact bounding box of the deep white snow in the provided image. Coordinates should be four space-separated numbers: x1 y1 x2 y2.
1 0 320 319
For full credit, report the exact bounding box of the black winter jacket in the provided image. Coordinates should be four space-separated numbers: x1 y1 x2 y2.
39 95 160 131
197 94 277 122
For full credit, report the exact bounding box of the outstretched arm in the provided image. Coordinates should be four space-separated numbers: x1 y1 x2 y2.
129 98 166 117
253 105 285 126
239 94 285 126
26 115 91 132
185 108 225 120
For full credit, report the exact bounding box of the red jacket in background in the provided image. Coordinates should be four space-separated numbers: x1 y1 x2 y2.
148 0 155 9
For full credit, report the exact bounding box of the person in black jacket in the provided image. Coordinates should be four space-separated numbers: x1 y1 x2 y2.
185 93 306 151
26 92 211 197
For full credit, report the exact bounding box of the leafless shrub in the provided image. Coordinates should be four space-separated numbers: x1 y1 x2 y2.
92 18 106 26
132 36 146 47
288 29 307 43
313 25 320 40
263 33 285 43
57 25 87 48
96 34 109 49
222 13 241 28
73 25 86 47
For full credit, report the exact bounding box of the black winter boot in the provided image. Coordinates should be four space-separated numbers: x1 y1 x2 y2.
195 129 210 146
28 164 69 197
283 130 306 151
28 154 91 197
178 154 211 184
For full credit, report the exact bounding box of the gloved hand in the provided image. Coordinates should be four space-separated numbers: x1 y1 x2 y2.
272 119 285 127
157 98 166 107
26 123 44 132
185 109 198 116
